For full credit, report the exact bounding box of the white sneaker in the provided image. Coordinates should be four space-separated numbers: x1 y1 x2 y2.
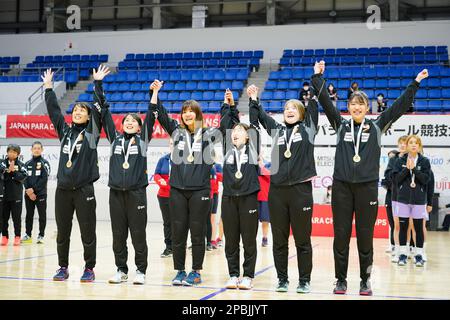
238 277 253 290
133 271 145 285
385 245 392 253
391 254 399 263
108 271 128 284
37 235 44 244
422 252 427 262
225 276 239 289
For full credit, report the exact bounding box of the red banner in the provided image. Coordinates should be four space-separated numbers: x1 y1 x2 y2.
310 204 389 238
5 114 221 139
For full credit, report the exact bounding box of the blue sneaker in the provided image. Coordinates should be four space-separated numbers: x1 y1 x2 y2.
172 271 187 286
182 271 202 286
398 254 408 266
80 268 95 282
53 267 69 281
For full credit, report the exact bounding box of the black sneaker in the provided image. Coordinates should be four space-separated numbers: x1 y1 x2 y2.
333 280 347 295
275 279 289 292
437 227 449 232
206 243 213 251
359 280 373 296
160 248 173 258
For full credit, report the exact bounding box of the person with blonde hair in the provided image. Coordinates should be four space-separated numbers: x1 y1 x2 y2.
393 135 431 267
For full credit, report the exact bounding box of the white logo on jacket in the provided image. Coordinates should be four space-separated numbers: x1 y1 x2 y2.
249 209 257 214
201 197 210 201
370 201 377 205
137 205 146 210
303 206 312 211
86 196 95 201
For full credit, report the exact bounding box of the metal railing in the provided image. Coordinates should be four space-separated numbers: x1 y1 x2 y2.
26 66 64 114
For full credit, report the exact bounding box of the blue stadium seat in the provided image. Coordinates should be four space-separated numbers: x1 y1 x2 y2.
441 78 450 87
289 80 302 89
414 100 428 111
285 91 298 100
388 79 401 88
191 92 203 101
261 91 273 100
265 80 278 90
179 92 191 101
219 81 232 90
441 89 450 98
387 90 401 99
273 91 286 100
174 82 186 91
182 80 197 90
118 83 130 91
277 81 289 90
203 91 215 101
429 90 441 102
428 100 442 111
168 92 179 101
375 79 388 88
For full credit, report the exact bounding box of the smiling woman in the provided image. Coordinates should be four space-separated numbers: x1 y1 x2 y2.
311 60 429 296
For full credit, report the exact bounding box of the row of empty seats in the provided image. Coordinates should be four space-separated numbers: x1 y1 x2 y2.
269 65 450 80
0 56 20 72
124 51 263 61
78 90 240 103
282 46 448 57
103 69 250 82
86 80 246 93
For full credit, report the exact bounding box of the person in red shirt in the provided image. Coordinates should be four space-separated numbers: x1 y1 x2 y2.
258 160 271 247
154 139 174 258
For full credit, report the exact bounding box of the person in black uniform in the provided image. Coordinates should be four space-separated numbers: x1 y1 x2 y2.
42 68 102 282
1 144 28 246
154 83 222 287
311 60 428 296
95 70 156 285
381 135 407 260
0 156 4 239
22 141 50 244
392 135 430 267
220 88 260 290
250 79 319 294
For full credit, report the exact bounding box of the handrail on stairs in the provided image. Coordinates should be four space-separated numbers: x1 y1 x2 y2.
26 67 64 114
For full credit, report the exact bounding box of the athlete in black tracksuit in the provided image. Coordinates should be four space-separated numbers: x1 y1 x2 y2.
24 155 50 239
0 165 4 236
154 99 221 286
311 69 422 295
1 158 27 239
220 98 260 286
94 79 154 278
381 151 400 248
45 84 101 280
392 153 431 265
250 92 319 292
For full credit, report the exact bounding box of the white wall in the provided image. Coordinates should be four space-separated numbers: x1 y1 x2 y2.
0 81 66 114
0 20 449 66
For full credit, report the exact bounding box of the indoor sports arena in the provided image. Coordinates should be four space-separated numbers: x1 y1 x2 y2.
0 0 449 305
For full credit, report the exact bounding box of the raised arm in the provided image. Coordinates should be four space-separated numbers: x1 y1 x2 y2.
310 61 342 131
247 85 281 134
85 65 110 147
154 82 178 136
220 89 239 135
140 80 163 143
92 65 116 144
42 69 68 141
375 69 428 133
